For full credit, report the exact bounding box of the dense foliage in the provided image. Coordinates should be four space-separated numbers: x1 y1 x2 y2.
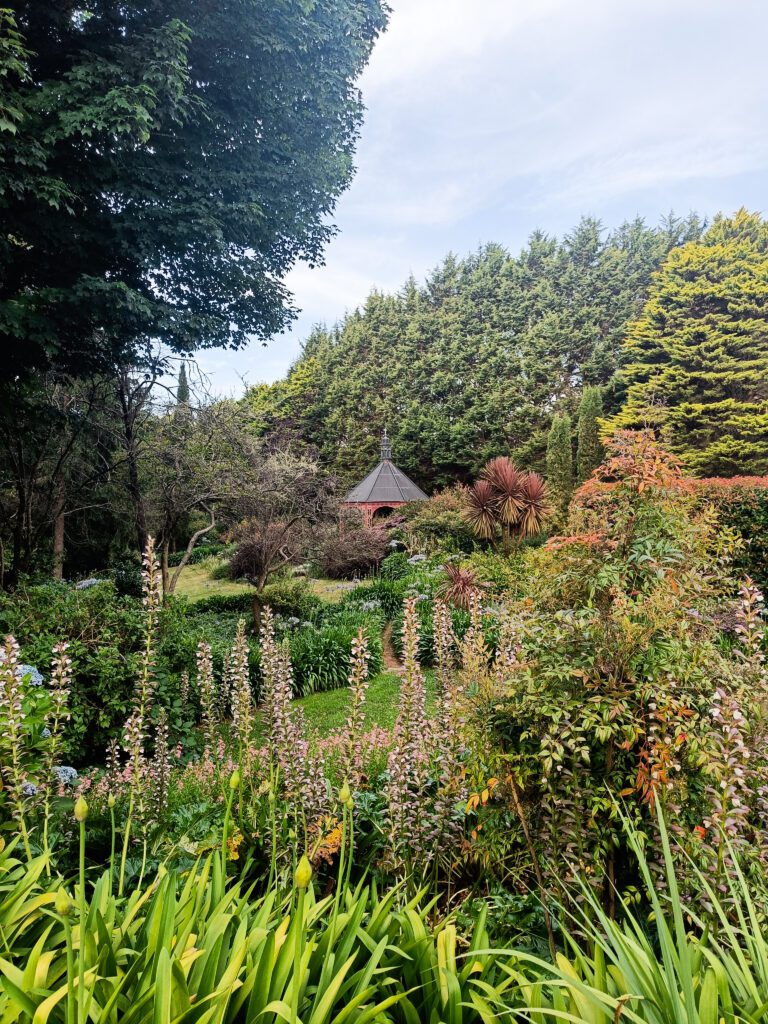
1 434 767 1023
0 1 388 380
246 216 703 488
606 209 768 475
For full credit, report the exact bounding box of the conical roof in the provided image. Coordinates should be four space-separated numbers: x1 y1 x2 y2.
344 431 428 504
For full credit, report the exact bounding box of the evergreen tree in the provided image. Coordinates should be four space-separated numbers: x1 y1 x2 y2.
576 386 604 482
546 413 574 524
606 210 768 476
244 216 700 489
176 363 190 407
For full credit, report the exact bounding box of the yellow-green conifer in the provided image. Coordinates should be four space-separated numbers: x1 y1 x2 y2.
606 209 768 475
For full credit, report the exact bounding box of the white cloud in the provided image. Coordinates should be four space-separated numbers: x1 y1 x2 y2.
198 0 768 393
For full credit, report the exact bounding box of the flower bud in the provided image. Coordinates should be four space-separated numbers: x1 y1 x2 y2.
267 788 276 804
55 889 72 917
294 854 313 890
73 795 89 822
229 769 241 791
108 793 116 808
345 797 354 811
339 780 351 804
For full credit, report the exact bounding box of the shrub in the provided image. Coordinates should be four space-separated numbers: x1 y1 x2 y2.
205 556 232 580
574 473 768 593
378 550 413 580
465 550 531 598
399 485 477 553
158 604 259 687
340 577 408 619
315 522 389 578
693 476 768 592
479 433 756 903
290 620 383 696
166 542 228 567
184 576 323 619
186 591 254 615
0 581 146 764
108 558 143 597
260 577 324 620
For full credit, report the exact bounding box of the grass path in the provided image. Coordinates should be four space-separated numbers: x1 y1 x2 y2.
294 669 437 738
295 671 402 737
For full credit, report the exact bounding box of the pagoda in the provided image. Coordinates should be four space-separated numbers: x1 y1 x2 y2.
343 430 428 526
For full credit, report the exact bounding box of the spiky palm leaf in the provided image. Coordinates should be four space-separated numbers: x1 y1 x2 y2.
515 472 550 537
464 480 499 539
437 563 485 610
481 456 523 525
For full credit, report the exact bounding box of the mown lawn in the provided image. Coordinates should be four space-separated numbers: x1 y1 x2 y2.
172 563 251 601
295 670 437 738
172 563 356 604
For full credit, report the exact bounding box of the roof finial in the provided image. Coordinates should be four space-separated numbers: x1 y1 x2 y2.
380 427 392 461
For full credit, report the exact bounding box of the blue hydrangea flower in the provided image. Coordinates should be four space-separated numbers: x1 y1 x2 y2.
21 781 38 797
75 577 101 590
53 766 78 786
17 664 44 686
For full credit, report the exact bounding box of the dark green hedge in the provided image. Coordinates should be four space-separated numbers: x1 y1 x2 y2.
187 579 323 620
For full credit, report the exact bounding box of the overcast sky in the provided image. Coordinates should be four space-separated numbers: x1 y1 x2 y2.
194 0 768 396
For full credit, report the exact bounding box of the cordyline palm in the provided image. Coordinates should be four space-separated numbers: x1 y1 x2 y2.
464 479 499 540
481 456 523 551
437 563 486 610
465 458 551 550
515 471 549 538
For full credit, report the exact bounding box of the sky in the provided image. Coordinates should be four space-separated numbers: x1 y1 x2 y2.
195 0 768 397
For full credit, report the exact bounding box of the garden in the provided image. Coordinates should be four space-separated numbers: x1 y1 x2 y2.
3 2 768 1021
2 431 768 1023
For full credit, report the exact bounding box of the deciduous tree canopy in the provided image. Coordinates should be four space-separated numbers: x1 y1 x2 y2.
0 1 388 381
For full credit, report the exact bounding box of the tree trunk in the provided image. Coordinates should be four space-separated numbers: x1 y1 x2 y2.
126 429 148 554
161 537 170 596
52 493 66 580
166 509 216 596
9 477 30 588
117 371 148 555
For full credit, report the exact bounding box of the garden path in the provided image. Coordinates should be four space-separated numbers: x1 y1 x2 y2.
381 623 404 675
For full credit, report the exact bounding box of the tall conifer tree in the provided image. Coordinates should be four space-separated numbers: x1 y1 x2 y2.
546 413 574 524
606 210 768 475
576 386 604 482
176 363 190 407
